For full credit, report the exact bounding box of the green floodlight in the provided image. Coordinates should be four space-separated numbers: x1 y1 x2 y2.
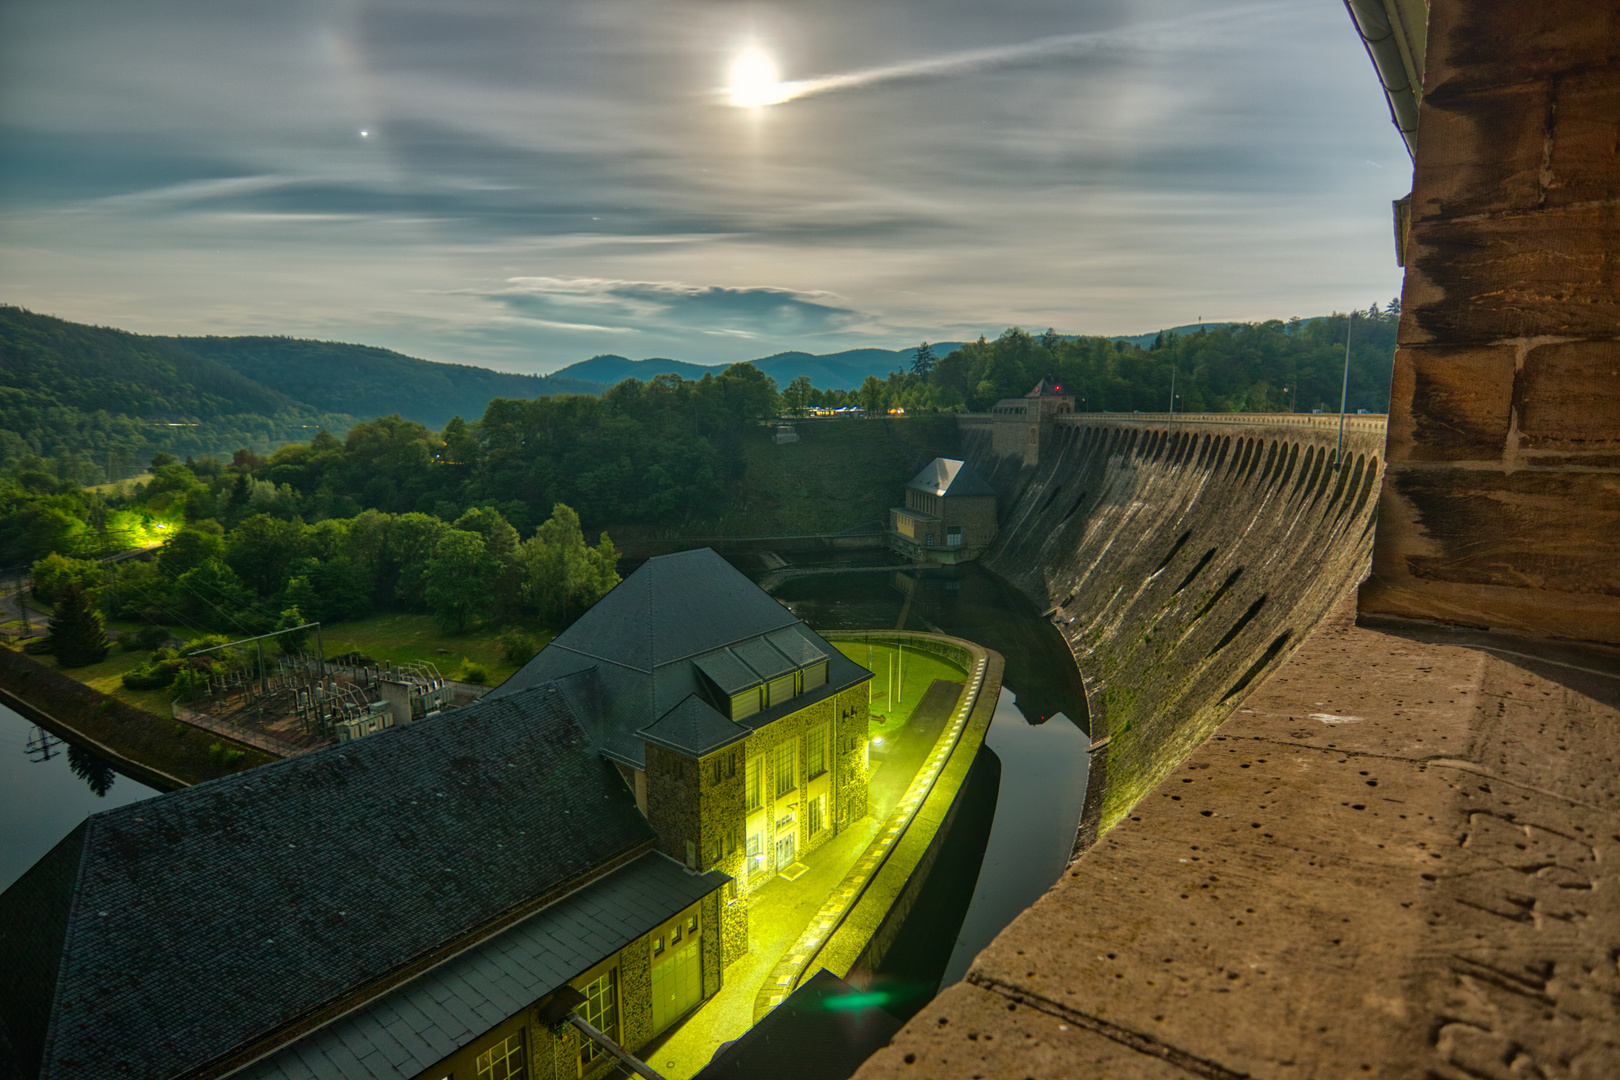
820 990 893 1012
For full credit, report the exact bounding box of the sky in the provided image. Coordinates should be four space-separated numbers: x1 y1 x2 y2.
0 0 1410 375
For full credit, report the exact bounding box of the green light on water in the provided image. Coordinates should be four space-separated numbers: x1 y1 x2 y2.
822 991 892 1012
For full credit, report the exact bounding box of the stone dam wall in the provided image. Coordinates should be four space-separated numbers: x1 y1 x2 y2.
958 410 1388 841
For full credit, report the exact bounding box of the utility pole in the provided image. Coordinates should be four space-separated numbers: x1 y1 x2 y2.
1167 360 1177 442
16 568 32 638
1336 311 1354 467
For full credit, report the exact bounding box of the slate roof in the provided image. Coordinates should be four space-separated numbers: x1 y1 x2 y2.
1026 376 1072 397
905 458 997 499
638 696 752 757
241 852 726 1080
5 684 654 1080
494 549 870 767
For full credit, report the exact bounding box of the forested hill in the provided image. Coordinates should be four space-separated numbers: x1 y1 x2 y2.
0 306 355 476
551 343 966 392
175 335 602 429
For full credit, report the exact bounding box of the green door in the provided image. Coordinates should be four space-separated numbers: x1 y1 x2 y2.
650 937 703 1033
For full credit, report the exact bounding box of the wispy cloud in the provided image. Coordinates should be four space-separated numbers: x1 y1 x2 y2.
485 276 861 340
723 2 1295 107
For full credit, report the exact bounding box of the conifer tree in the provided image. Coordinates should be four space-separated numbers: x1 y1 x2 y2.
50 581 109 667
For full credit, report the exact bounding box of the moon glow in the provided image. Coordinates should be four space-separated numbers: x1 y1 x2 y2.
727 46 788 107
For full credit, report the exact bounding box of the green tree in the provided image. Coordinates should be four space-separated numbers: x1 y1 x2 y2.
858 375 885 416
30 553 103 604
520 503 620 626
275 604 310 654
424 529 498 633
174 558 260 632
911 342 936 376
782 375 814 418
49 581 109 667
158 525 225 579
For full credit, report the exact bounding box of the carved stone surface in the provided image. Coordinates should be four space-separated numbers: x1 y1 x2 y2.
855 598 1620 1078
1362 0 1620 643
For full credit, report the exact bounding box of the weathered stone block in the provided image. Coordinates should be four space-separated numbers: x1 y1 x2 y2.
1402 203 1620 344
1389 467 1620 597
1515 339 1620 447
1546 69 1620 208
1411 81 1551 219
1424 1 1620 89
1387 345 1517 461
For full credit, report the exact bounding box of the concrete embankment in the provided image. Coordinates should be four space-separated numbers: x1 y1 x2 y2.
957 411 1388 842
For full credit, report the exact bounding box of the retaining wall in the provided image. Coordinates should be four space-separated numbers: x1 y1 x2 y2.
959 411 1387 840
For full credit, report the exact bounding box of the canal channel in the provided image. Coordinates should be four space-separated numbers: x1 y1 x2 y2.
755 555 1090 1015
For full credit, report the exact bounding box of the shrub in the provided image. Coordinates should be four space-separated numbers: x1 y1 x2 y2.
206 742 246 768
122 659 183 690
499 631 537 665
137 624 171 651
116 629 140 651
179 634 232 658
459 660 490 685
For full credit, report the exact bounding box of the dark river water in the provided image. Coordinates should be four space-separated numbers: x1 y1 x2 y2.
755 555 1091 1012
0 702 158 891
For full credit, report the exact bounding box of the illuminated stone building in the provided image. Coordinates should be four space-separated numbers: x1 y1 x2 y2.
0 548 873 1080
887 457 998 564
492 547 876 965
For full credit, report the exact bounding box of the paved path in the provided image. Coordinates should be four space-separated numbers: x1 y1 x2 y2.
855 596 1620 1079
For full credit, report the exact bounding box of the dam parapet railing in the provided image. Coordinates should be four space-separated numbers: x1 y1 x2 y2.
954 409 1388 845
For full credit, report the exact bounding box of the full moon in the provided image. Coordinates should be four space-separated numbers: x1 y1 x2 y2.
727 46 786 107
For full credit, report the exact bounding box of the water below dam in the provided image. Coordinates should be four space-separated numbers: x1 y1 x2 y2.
756 556 1090 1013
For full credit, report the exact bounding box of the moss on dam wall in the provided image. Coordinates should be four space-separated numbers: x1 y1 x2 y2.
959 412 1388 842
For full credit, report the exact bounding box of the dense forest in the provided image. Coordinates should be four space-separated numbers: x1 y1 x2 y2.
0 306 598 482
5 301 1401 685
825 303 1400 416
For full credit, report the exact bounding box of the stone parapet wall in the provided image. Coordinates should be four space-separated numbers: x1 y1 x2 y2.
1359 0 1620 644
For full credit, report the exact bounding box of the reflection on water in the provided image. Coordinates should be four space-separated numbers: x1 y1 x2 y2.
748 554 1092 1002
762 557 1088 734
0 703 157 892
943 688 1088 985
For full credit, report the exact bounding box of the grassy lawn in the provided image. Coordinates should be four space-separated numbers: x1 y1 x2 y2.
35 612 553 707
834 641 965 734
318 612 555 685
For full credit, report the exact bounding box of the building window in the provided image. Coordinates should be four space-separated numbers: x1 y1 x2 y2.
746 755 764 811
475 1031 525 1080
578 969 618 1071
946 526 963 547
774 742 796 799
808 795 825 837
731 688 760 720
766 673 795 707
802 661 827 691
806 727 826 780
726 750 738 780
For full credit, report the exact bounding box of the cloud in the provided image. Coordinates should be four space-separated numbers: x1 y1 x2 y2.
725 1 1295 106
485 276 863 340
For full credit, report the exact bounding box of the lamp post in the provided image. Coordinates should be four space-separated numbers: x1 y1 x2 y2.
1335 312 1354 467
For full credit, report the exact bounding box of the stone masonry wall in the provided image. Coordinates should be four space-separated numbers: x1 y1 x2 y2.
961 412 1387 840
1358 0 1620 645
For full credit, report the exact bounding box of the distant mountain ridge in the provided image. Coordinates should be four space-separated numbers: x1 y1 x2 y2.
551 343 967 394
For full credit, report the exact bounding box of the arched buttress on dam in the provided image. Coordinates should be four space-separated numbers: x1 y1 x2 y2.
958 410 1388 842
